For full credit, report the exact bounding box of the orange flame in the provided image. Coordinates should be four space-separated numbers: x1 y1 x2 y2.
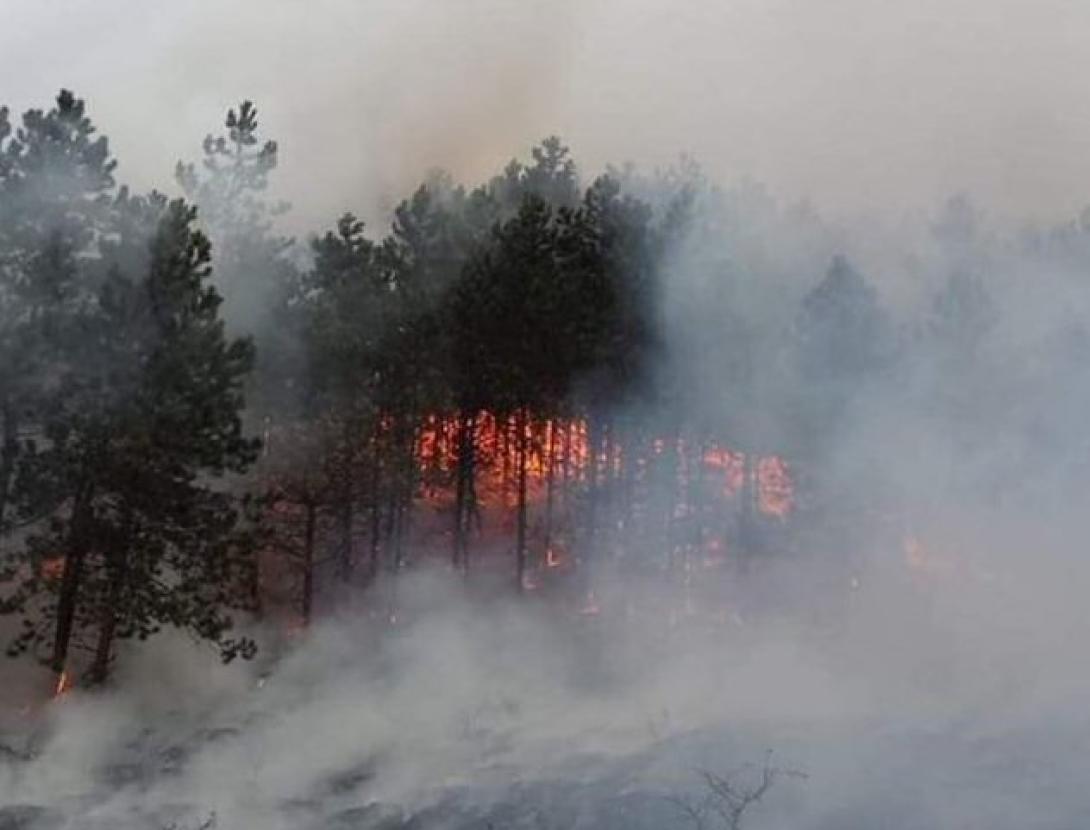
757 456 793 518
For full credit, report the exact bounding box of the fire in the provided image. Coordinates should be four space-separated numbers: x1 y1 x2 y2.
53 670 70 698
757 456 793 518
415 413 795 517
263 410 796 621
703 446 746 495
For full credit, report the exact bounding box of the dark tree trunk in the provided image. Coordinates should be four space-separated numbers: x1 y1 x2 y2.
390 418 413 573
302 499 317 626
89 601 117 686
338 411 360 583
250 525 264 621
0 398 17 533
452 411 467 571
89 506 131 686
369 432 382 583
394 421 419 571
515 408 529 592
338 497 353 583
453 410 476 574
562 419 572 503
468 444 482 537
585 414 602 567
51 483 94 678
543 418 556 556
500 416 510 502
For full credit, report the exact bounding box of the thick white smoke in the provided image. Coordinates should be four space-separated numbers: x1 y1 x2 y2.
4 3 1090 829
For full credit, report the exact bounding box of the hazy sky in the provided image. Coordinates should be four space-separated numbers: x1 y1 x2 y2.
5 0 1090 231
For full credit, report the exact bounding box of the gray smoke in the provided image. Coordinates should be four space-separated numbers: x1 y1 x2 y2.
4 3 1090 829
6 0 1090 230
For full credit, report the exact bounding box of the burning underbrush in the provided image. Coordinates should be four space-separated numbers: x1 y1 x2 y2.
256 409 799 634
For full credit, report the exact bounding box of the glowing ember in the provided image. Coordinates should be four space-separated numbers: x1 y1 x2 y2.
703 446 746 495
758 456 793 517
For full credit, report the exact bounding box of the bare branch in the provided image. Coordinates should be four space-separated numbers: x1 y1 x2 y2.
668 752 806 830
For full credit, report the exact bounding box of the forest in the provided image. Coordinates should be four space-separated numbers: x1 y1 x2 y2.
11 0 1090 822
4 76 1090 830
0 88 1086 696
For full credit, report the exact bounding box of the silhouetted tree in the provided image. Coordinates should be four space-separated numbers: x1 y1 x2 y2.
0 91 116 541
2 189 259 684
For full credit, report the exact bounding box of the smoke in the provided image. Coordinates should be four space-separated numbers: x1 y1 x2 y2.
2 541 1088 827
5 2 1090 828
7 0 1090 231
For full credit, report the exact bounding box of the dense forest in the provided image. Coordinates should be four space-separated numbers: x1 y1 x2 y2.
1 90 1087 691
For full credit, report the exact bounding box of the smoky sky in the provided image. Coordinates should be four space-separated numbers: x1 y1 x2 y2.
7 5 1090 827
5 0 1090 233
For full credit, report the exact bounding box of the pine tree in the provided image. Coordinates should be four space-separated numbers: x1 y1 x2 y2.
0 91 116 540
176 100 297 415
452 195 569 588
791 255 893 469
2 194 260 684
273 213 386 601
554 176 656 577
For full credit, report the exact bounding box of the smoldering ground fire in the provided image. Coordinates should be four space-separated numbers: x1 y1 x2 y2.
5 2 1090 828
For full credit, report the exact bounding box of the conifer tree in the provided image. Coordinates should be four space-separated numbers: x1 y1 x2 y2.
2 192 260 684
0 91 116 540
176 100 297 414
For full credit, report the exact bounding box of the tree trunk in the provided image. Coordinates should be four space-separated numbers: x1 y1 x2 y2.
337 415 356 583
391 418 414 573
453 410 476 574
499 416 510 504
89 506 132 686
543 417 556 556
585 414 602 568
452 411 467 571
515 408 529 592
302 499 317 626
88 601 117 685
338 497 353 583
467 438 482 537
0 397 17 534
394 421 419 571
250 525 264 621
51 483 94 678
368 432 382 583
